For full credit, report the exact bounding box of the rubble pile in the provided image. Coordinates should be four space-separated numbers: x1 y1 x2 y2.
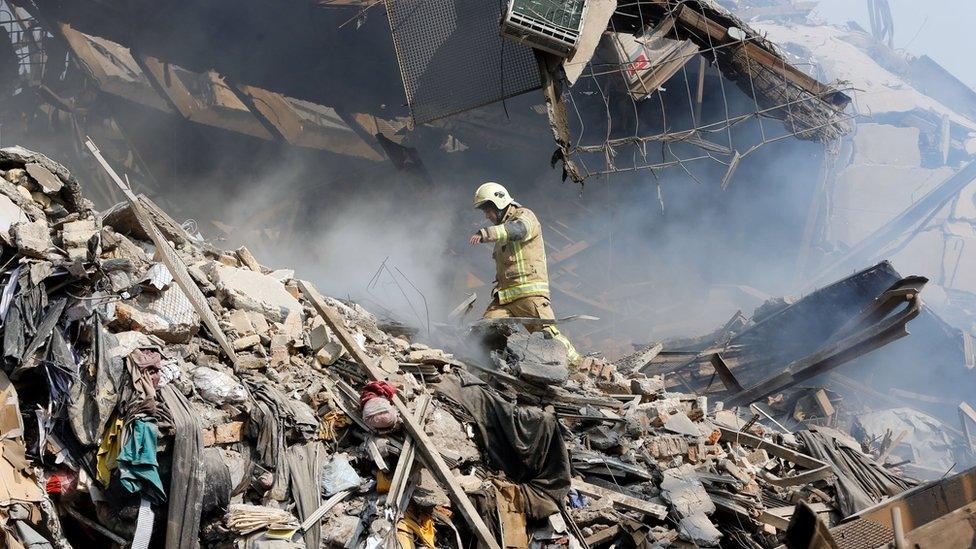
0 144 969 549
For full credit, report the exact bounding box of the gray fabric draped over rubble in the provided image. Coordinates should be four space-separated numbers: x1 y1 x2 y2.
435 369 571 520
159 385 205 549
796 428 916 517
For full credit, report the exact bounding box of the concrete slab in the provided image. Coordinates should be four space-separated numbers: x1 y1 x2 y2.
212 264 302 322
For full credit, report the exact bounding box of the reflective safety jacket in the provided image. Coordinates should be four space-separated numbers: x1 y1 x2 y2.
478 205 550 304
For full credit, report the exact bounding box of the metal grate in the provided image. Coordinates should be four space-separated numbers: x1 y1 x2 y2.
830 518 893 549
384 0 541 124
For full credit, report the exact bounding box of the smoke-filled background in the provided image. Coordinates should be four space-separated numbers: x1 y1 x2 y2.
0 0 972 361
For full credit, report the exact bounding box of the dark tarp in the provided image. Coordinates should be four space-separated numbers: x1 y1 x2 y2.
796 427 916 517
249 384 288 501
435 370 570 519
287 442 328 549
69 316 120 446
160 385 205 549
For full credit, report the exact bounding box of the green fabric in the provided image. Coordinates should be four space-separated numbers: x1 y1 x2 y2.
118 420 166 503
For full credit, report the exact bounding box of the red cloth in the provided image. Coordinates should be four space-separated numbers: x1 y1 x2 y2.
359 380 397 409
45 470 78 495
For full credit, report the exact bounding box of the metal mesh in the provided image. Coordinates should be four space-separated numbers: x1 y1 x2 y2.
384 0 541 124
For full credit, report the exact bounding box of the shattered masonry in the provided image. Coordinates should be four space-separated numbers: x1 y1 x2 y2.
0 142 973 547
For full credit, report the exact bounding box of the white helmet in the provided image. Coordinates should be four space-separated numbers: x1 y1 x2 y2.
472 182 514 210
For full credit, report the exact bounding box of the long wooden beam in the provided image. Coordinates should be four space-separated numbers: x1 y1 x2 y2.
86 139 240 366
298 281 501 549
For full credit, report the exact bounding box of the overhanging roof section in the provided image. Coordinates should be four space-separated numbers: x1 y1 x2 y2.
58 24 393 161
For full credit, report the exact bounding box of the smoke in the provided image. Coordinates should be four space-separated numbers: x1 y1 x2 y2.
11 0 970 370
162 148 473 332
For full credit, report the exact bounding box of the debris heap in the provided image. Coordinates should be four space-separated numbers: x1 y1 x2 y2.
0 145 968 549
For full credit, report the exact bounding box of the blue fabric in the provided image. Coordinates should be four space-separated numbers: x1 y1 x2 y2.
118 420 166 503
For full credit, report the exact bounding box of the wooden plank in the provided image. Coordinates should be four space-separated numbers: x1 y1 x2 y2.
584 524 621 546
709 353 743 392
86 139 239 366
386 394 431 509
812 389 835 417
236 84 305 143
136 55 200 118
299 489 353 533
889 387 953 405
571 479 668 519
298 281 501 549
673 4 840 104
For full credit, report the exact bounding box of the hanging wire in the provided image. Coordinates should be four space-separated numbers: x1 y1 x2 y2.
560 0 855 184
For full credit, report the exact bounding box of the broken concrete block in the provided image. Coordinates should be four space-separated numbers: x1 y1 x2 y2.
235 246 262 272
321 514 362 546
225 309 255 336
631 376 665 396
111 284 200 343
268 269 294 282
0 194 27 234
11 220 51 258
211 264 302 322
30 191 51 209
661 465 715 517
101 229 149 262
390 337 410 352
187 263 216 293
506 331 569 386
15 184 31 202
279 311 304 341
424 408 480 463
405 348 454 365
4 168 26 186
24 162 63 194
61 218 96 244
247 310 270 336
235 353 267 370
745 449 770 468
269 333 290 367
202 421 245 446
283 282 300 299
664 412 701 438
308 323 331 352
232 334 261 351
678 514 721 546
646 435 690 459
315 342 343 366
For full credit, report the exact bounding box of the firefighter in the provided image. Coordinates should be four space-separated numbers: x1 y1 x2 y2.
468 182 580 365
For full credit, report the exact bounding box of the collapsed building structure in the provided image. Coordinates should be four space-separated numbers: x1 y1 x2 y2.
0 0 974 548
0 142 974 548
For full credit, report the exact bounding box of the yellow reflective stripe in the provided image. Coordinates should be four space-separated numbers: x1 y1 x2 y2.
495 224 508 244
512 239 525 279
497 282 549 303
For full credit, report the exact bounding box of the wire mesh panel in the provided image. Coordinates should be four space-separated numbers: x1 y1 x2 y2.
384 0 542 124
